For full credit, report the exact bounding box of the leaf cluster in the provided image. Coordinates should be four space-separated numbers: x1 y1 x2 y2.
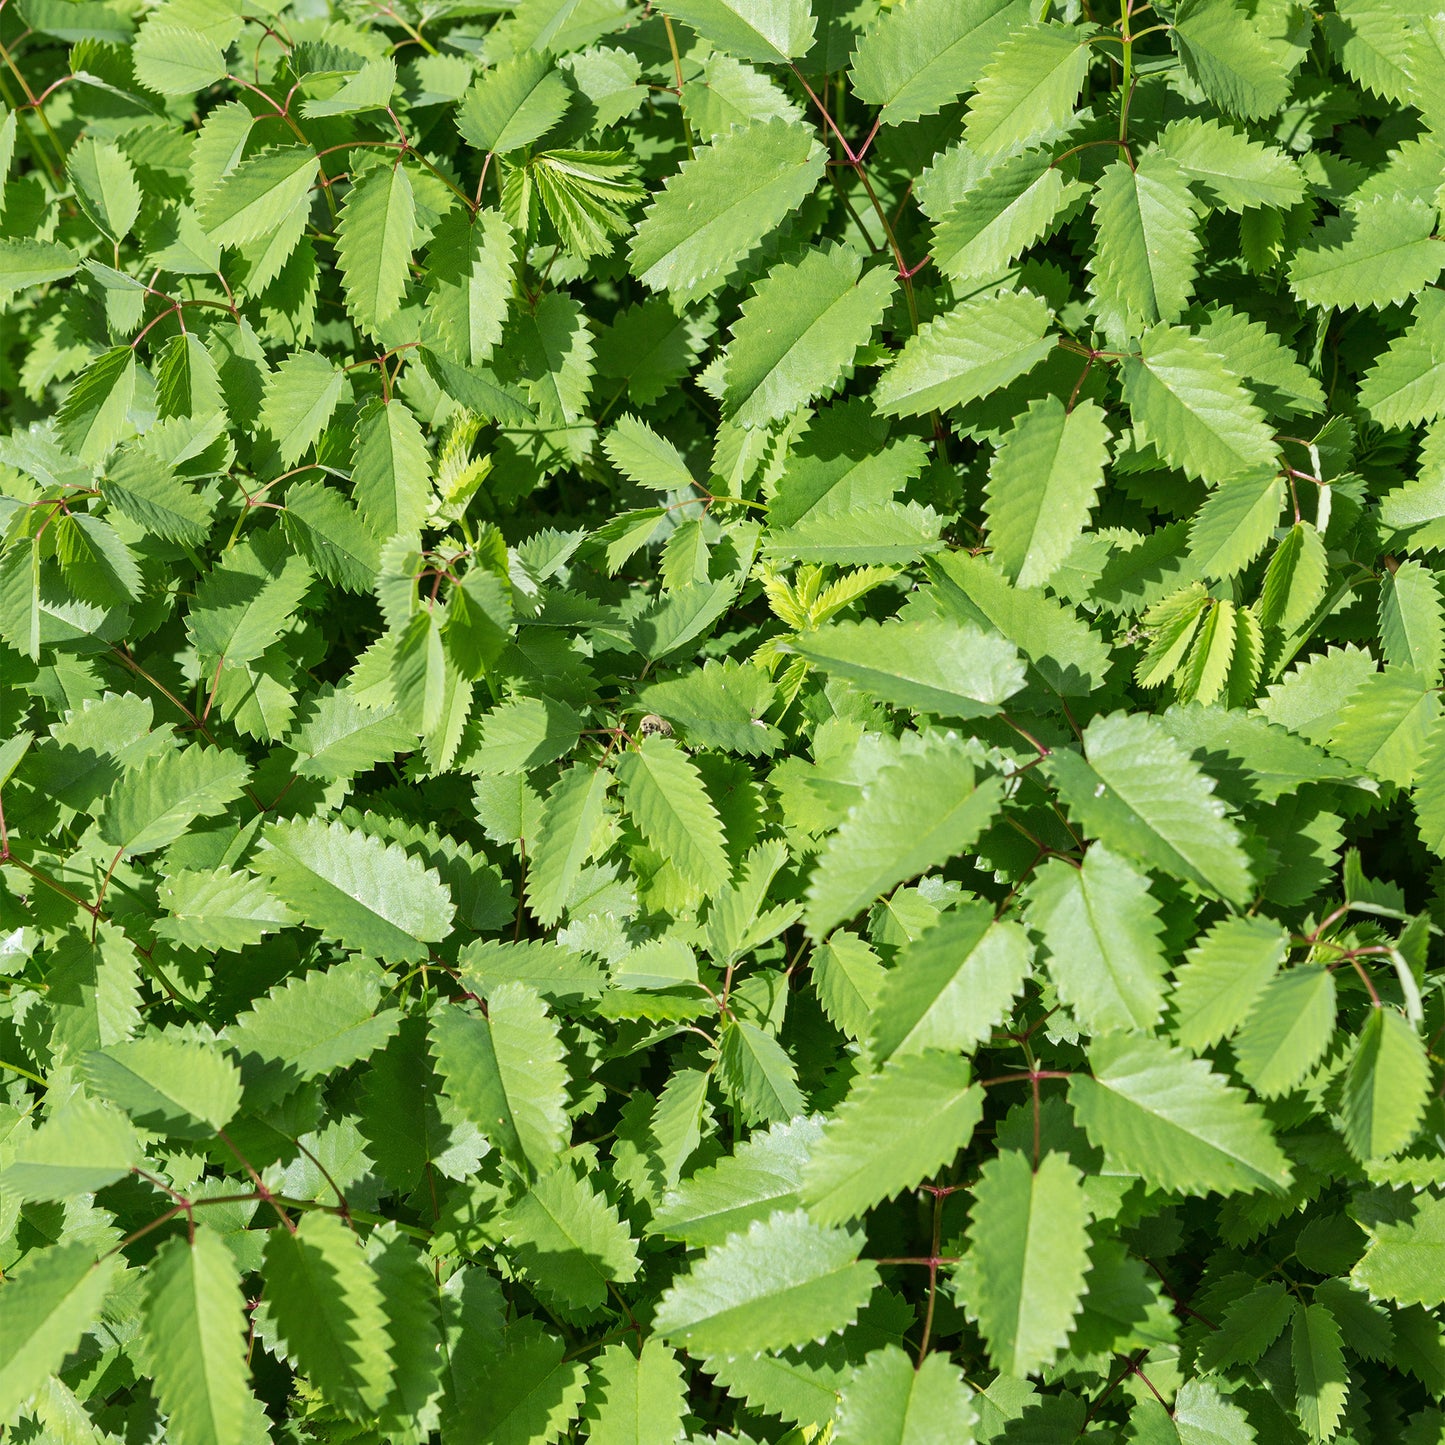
3 0 1445 1441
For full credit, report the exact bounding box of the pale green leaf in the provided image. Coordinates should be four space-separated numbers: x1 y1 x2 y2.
874 290 1054 418
801 1051 984 1225
652 1209 878 1358
431 986 570 1175
805 733 1005 938
0 1246 120 1424
1046 711 1255 905
953 1149 1092 1378
963 22 1092 157
834 1346 978 1444
984 396 1109 587
849 0 1024 126
870 902 1032 1059
144 1232 252 1445
630 119 825 298
1025 844 1168 1035
263 1211 393 1419
1070 1033 1293 1195
788 615 1026 718
722 244 894 429
1340 1007 1430 1161
253 817 454 964
615 736 730 896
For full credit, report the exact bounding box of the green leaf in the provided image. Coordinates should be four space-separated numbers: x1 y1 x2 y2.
1172 914 1288 1052
788 615 1026 718
300 55 396 118
800 1051 984 1225
503 1158 641 1312
431 987 570 1175
263 1211 393 1419
53 512 141 605
68 137 141 241
1025 844 1168 1035
1188 469 1286 581
425 207 516 367
870 902 1032 1059
1155 116 1306 213
253 817 454 964
1380 559 1445 680
1259 521 1329 634
457 50 569 154
155 867 295 952
144 1232 252 1445
963 21 1092 157
984 395 1109 587
2 1095 139 1201
450 1321 586 1444
1359 290 1445 428
0 237 79 292
833 1346 979 1444
261 350 347 468
288 688 416 782
528 764 611 925
351 399 431 539
805 733 1005 938
470 695 584 773
651 1116 824 1245
1129 1379 1258 1444
1353 1190 1445 1307
638 659 781 754
1070 1033 1293 1195
1090 152 1203 334
585 1340 689 1445
664 0 815 64
849 0 1024 126
651 1209 878 1357
336 162 416 341
616 736 731 896
953 1149 1092 1377
1326 669 1439 788
723 244 894 428
83 1035 243 1136
282 479 382 591
133 23 226 95
928 549 1113 696
1120 324 1279 484
202 146 319 248
1047 711 1255 905
629 119 825 298
1292 1301 1349 1443
57 346 137 463
188 533 313 667
0 1246 120 1424
1171 0 1299 118
874 289 1054 418
1232 965 1337 1098
603 413 695 491
225 957 401 1094
718 1016 806 1125
1288 198 1445 312
932 148 1090 283
1340 1008 1431 1161
98 744 250 856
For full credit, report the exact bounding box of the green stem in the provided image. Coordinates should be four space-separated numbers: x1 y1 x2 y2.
662 15 694 159
0 33 66 180
1118 0 1135 145
1 1058 46 1088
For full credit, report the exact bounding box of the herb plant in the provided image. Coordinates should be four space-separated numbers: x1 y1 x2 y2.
2 0 1445 1440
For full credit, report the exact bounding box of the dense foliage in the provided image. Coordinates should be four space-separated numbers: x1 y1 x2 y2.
3 0 1445 1439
